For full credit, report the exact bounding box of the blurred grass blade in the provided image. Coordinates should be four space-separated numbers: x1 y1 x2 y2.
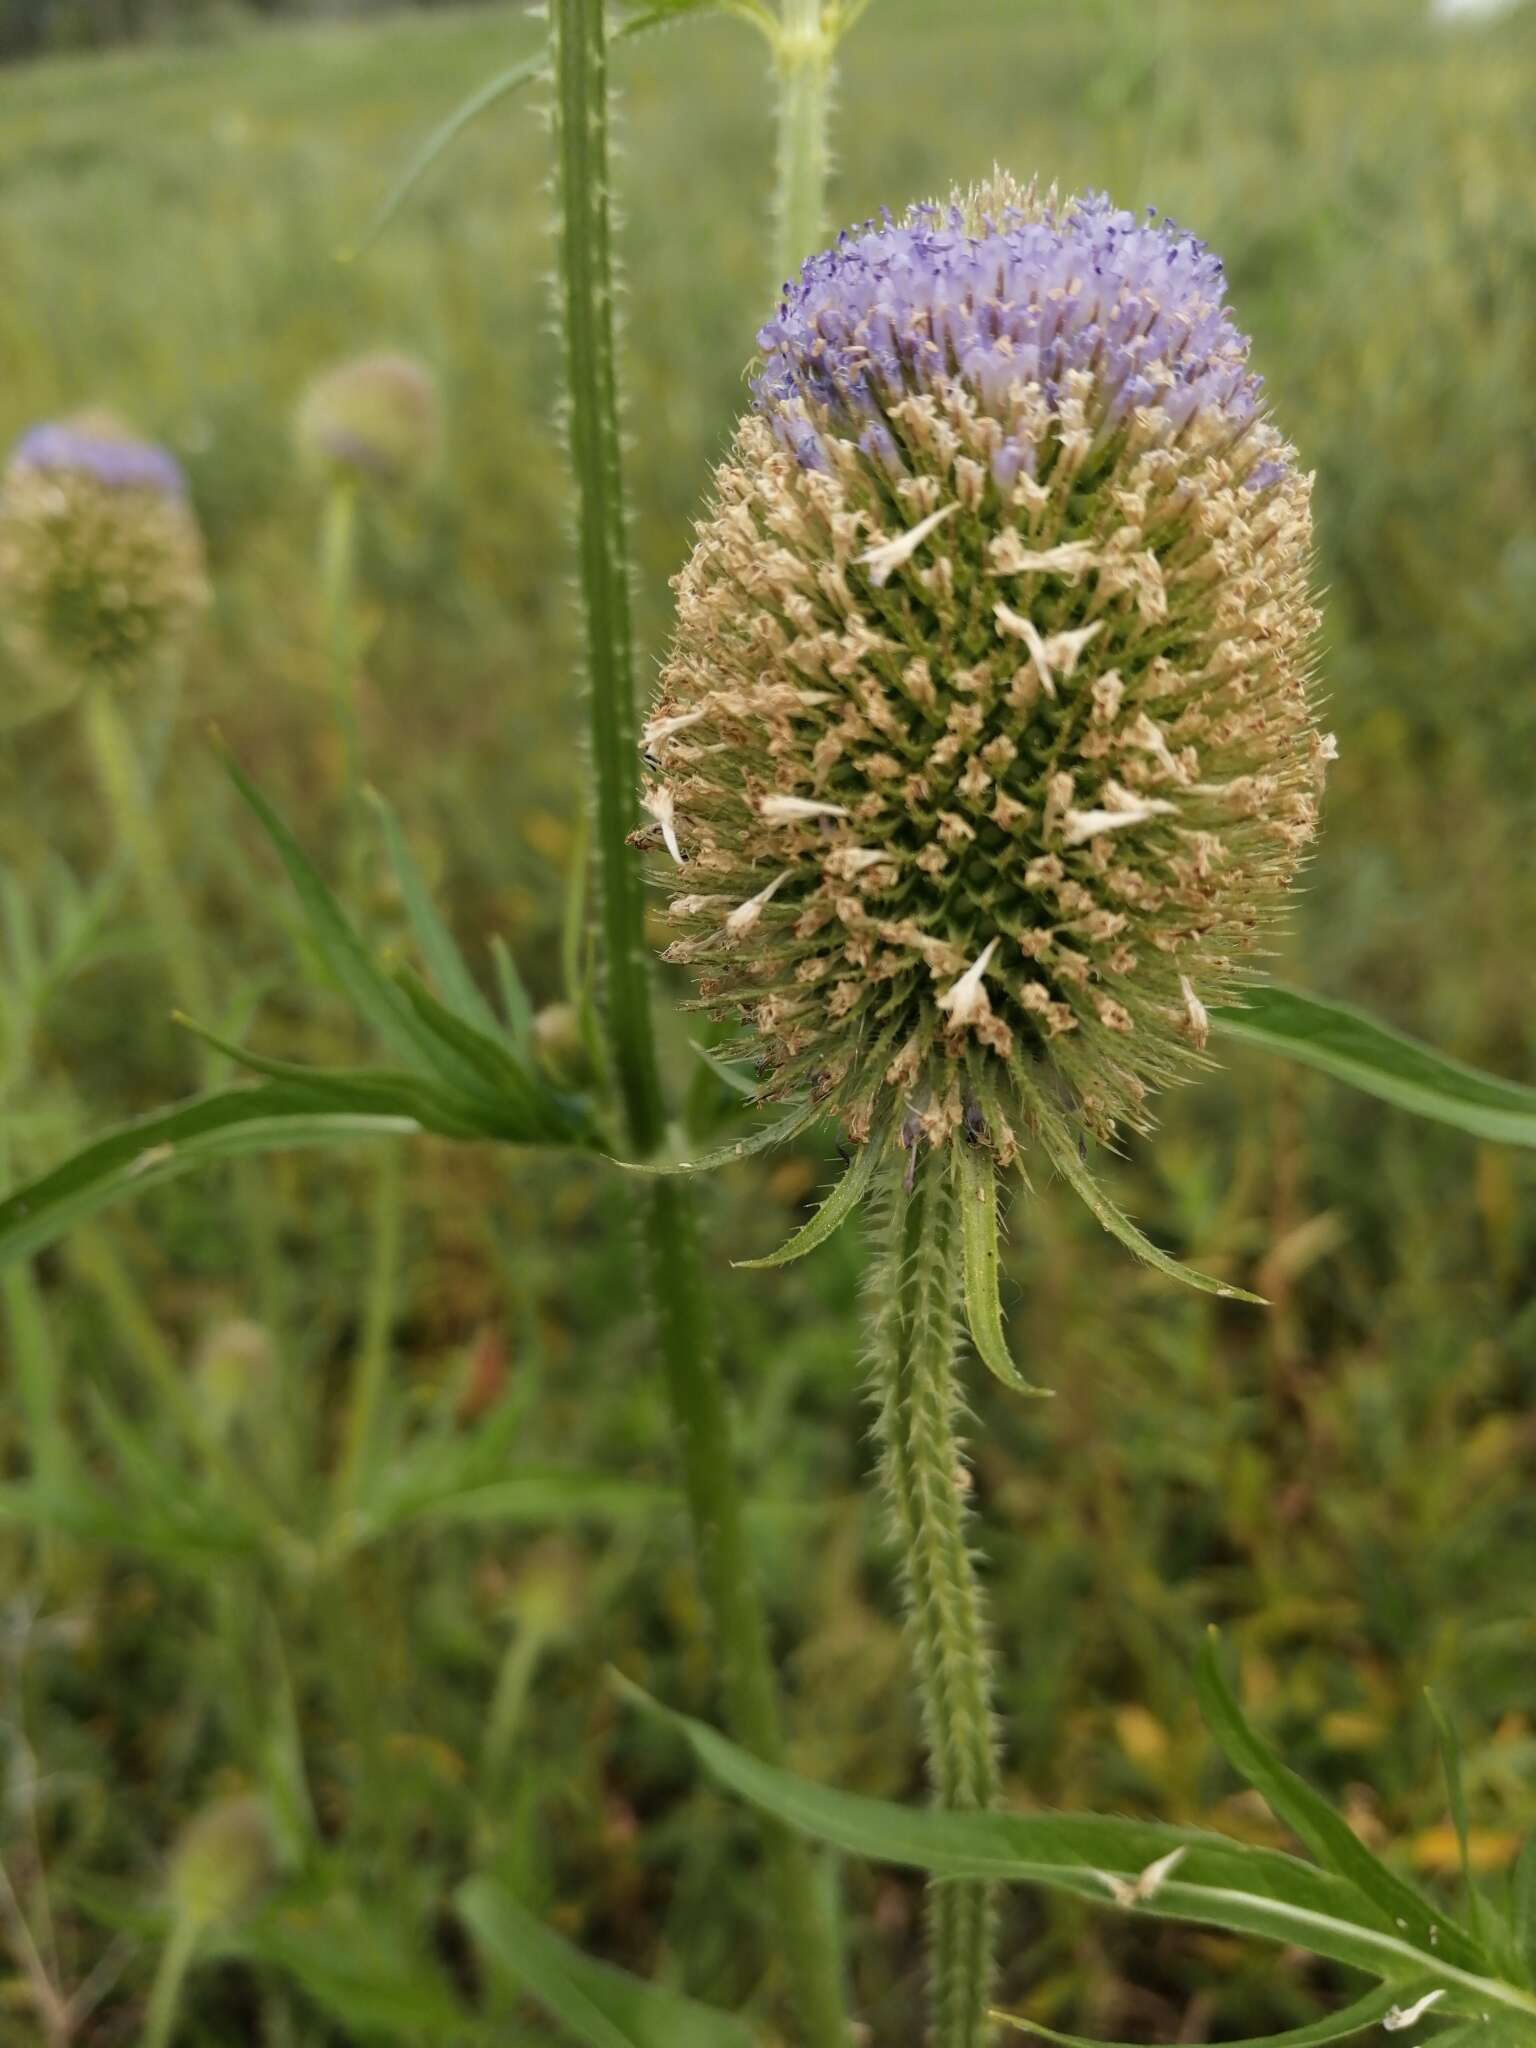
995 1979 1416 2047
957 1142 1049 1396
458 1876 758 2048
1211 986 1536 1148
365 1470 682 1536
231 1891 473 2039
1513 1838 1536 1983
1427 1690 1483 1943
1029 1091 1265 1305
732 1129 881 1268
1195 1635 1486 1971
369 791 505 1039
345 54 543 260
0 1086 417 1270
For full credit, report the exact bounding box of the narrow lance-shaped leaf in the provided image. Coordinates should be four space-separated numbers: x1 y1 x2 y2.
1427 1689 1484 1947
368 790 506 1041
956 1142 1050 1396
1512 1837 1536 1986
733 1127 884 1269
1212 985 1536 1149
613 1678 1536 2024
995 1977 1432 2048
0 1086 417 1271
458 1876 758 2048
223 753 482 1090
174 1017 496 1140
1028 1090 1266 1306
610 1097 821 1175
1196 1634 1487 1973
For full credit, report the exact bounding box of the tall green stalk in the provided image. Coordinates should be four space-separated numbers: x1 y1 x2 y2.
772 0 836 288
548 2 848 2039
871 1150 999 2048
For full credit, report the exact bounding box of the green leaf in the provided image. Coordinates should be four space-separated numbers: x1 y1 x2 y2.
1030 1097 1266 1305
956 1143 1050 1397
391 966 587 1143
0 1086 416 1270
224 753 469 1084
1427 1690 1484 1944
1211 986 1536 1149
230 1890 474 2040
1196 1636 1486 1973
365 1470 683 1536
995 1978 1423 2048
175 1018 498 1140
489 934 536 1051
732 1131 882 1268
610 1098 820 1175
616 1679 1536 2024
369 791 506 1041
458 1876 759 2048
1512 1836 1536 1985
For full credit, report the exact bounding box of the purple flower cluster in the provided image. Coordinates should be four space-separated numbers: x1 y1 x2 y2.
754 190 1264 476
10 421 187 500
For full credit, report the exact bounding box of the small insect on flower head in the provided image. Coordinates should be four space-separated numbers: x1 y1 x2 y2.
295 352 442 489
0 413 208 684
640 172 1329 1309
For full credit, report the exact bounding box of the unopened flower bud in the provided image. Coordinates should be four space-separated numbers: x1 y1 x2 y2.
532 1002 596 1089
295 353 441 489
168 1794 278 1929
0 414 208 682
643 174 1324 1171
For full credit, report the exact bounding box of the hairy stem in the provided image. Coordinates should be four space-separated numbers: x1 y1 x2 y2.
772 0 836 290
321 478 366 906
872 1148 999 2048
549 2 848 2037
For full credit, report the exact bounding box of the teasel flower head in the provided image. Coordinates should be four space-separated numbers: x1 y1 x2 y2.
641 174 1329 1301
295 351 441 489
0 413 208 683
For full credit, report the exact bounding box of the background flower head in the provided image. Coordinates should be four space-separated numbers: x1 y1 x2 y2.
295 351 442 489
0 411 208 684
644 174 1327 1161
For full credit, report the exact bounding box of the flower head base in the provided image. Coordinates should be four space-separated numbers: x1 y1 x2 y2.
0 413 208 683
643 173 1325 1233
295 352 441 489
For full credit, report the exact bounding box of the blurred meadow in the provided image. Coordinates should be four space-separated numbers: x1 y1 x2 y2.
2 0 1535 2039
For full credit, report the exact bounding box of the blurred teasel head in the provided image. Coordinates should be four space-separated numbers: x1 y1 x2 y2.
295 351 441 489
0 413 208 683
168 1793 279 1929
641 173 1330 1255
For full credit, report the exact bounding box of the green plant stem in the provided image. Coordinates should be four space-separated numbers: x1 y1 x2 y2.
549 2 848 2039
872 1148 999 2048
80 685 216 1043
142 1911 199 2048
772 0 836 289
321 479 366 905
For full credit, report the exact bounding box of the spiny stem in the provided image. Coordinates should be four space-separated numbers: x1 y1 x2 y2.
548 2 849 2038
772 0 836 291
872 1146 999 2048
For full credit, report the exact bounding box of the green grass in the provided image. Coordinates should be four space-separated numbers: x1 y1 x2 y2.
1 0 1535 2040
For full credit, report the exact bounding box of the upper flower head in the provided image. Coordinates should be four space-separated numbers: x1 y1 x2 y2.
643 173 1326 1177
295 352 441 489
0 412 208 683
